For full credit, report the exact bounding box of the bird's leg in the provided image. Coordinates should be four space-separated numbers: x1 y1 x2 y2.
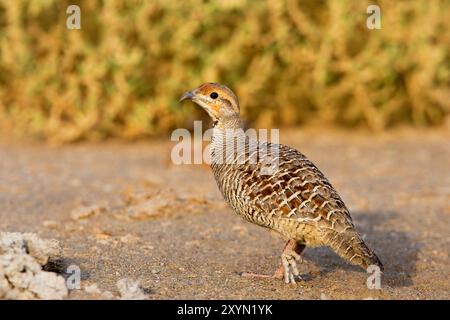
241 239 305 283
279 240 305 284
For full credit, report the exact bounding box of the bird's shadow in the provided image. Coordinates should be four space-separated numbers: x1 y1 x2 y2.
302 210 420 287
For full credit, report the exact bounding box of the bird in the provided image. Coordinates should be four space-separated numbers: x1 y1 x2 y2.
180 83 383 283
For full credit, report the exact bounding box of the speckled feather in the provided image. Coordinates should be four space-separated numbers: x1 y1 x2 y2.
211 139 383 271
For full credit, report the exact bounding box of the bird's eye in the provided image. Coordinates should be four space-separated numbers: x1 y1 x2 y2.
210 92 218 99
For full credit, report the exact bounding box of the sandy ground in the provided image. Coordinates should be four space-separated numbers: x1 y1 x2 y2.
0 128 449 300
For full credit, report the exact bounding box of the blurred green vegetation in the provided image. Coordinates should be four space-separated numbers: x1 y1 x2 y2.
0 0 448 142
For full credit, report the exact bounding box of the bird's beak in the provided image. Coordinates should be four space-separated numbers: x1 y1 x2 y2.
179 90 195 102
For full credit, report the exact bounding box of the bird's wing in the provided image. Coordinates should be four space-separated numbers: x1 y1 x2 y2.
240 143 354 232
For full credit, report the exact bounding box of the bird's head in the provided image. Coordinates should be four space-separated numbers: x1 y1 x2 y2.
179 83 241 128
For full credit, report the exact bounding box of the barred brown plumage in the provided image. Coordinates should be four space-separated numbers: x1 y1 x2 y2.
180 83 383 284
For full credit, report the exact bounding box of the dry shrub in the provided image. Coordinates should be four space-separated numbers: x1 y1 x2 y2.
0 0 448 142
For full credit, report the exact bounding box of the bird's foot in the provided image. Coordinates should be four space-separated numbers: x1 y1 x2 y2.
240 271 283 280
241 240 305 284
240 261 285 279
281 250 302 284
240 255 303 283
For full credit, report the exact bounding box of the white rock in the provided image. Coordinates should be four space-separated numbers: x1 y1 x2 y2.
0 232 68 300
117 278 147 300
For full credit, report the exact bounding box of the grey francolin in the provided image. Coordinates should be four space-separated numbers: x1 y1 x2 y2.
180 83 383 283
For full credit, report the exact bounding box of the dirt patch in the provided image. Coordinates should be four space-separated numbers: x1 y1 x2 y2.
0 129 449 299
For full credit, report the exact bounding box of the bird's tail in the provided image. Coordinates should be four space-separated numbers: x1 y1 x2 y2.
326 231 384 271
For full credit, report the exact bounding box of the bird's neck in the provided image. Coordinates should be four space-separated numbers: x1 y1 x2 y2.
210 117 247 165
214 115 243 130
